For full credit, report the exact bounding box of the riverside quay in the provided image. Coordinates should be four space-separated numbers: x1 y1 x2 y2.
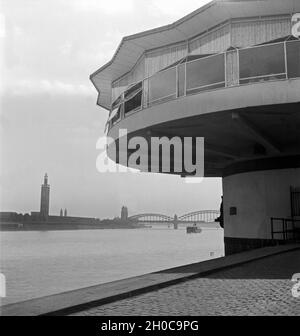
90 0 300 254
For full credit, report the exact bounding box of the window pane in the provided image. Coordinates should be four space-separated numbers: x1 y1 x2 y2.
112 105 122 125
149 68 176 103
239 43 285 81
186 54 225 92
178 64 186 97
125 82 142 100
287 40 300 79
124 91 142 115
112 95 122 109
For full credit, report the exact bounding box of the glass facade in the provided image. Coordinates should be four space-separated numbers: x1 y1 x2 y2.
111 105 122 125
239 43 286 84
124 82 142 101
149 68 177 104
186 54 225 93
124 90 142 115
108 40 300 129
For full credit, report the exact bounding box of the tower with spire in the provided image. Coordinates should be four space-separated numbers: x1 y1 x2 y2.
40 173 50 220
121 206 128 221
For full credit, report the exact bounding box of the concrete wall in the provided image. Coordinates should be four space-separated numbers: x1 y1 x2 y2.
223 168 300 240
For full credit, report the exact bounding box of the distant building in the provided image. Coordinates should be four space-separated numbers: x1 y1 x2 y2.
40 174 50 219
0 212 18 222
121 206 128 221
0 212 23 230
31 212 40 219
1 174 106 230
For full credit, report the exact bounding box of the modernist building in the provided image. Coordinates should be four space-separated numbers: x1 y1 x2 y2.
91 0 300 253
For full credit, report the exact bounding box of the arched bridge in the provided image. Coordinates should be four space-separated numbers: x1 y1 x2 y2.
178 210 220 223
128 210 220 228
129 214 174 223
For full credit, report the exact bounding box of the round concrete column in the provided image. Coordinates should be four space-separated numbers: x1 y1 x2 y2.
223 168 300 253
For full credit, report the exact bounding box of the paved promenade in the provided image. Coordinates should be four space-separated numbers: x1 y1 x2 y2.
72 250 300 316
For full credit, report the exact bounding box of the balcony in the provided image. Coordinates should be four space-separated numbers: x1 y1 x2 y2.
107 39 300 131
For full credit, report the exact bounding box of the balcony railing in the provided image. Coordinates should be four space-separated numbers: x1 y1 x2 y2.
108 39 300 129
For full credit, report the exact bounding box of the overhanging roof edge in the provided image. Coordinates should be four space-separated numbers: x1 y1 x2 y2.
90 0 217 80
90 0 299 111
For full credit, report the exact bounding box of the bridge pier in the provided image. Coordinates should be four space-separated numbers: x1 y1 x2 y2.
173 215 178 230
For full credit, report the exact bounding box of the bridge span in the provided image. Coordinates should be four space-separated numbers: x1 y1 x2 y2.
128 210 220 229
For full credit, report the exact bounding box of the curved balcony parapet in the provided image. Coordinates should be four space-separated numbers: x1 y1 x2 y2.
107 39 300 131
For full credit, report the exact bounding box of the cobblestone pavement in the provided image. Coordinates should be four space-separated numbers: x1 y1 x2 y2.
72 250 300 316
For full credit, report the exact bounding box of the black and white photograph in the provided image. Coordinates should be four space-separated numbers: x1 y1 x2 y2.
0 0 300 320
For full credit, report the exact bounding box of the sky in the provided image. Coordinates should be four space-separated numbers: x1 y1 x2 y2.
0 0 222 219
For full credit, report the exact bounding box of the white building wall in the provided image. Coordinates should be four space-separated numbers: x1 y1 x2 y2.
231 17 291 47
223 168 300 240
132 55 146 83
189 24 231 55
145 43 187 78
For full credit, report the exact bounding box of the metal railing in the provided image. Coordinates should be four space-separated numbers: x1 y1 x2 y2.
271 217 300 242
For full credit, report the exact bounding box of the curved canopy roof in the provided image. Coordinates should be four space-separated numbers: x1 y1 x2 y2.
90 0 299 110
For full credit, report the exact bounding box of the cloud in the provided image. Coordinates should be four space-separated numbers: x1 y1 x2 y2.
72 0 135 14
150 0 210 18
0 0 222 218
5 79 95 97
0 13 5 38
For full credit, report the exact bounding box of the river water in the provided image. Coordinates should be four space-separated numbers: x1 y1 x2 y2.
0 228 224 306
